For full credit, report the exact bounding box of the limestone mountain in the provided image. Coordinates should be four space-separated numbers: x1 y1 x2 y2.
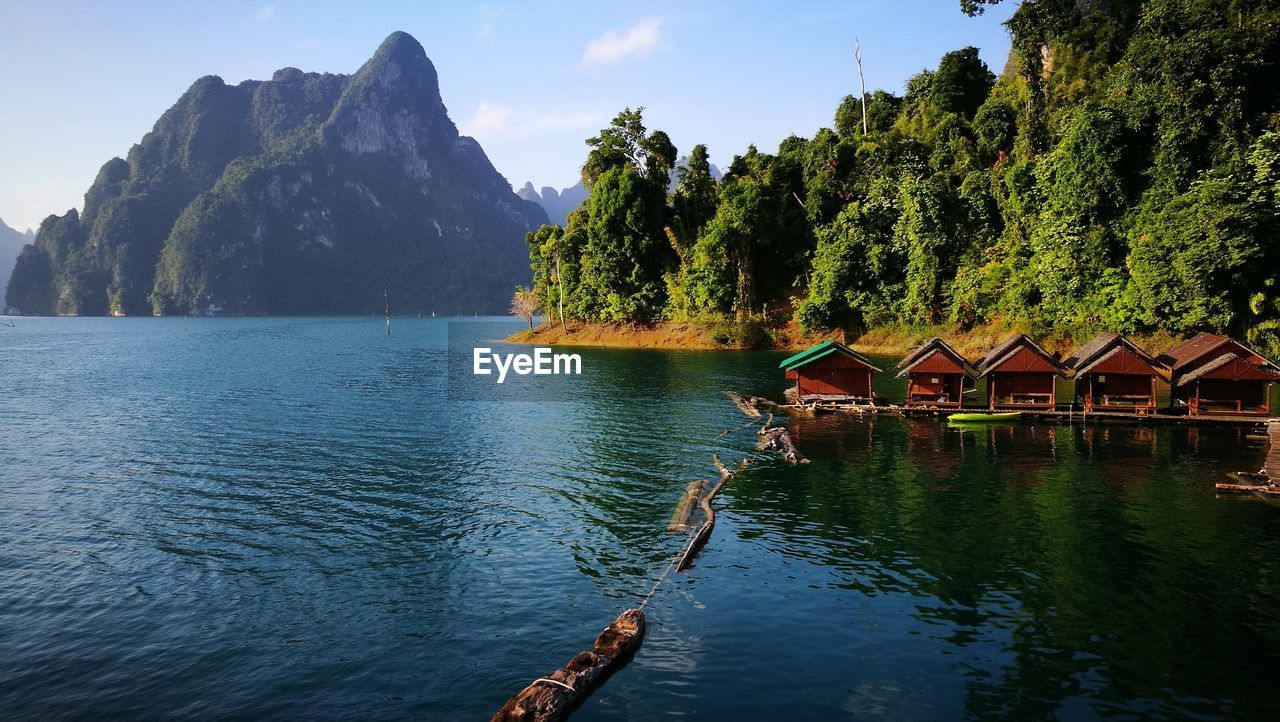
516 181 588 228
6 32 546 316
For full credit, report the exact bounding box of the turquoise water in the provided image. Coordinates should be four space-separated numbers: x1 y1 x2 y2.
1 317 1278 720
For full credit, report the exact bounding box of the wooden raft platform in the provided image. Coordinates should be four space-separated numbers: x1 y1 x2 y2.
1216 420 1280 497
790 401 1276 427
1268 420 1280 477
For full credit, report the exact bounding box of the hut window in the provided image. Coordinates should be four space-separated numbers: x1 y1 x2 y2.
930 377 940 384
1098 375 1106 383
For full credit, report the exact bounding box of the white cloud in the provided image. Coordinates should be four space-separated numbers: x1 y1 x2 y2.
459 102 516 135
458 103 603 140
582 17 664 67
256 5 276 23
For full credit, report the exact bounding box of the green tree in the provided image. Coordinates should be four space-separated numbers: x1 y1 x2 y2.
930 47 996 118
669 144 719 260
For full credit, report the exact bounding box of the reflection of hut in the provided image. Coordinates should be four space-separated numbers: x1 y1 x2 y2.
1064 332 1160 415
780 341 881 403
975 335 1067 411
896 338 975 408
1158 333 1278 416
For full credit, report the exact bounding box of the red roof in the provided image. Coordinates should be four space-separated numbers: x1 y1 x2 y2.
896 338 976 377
975 334 1065 378
1158 333 1272 371
1158 332 1278 384
1064 333 1158 377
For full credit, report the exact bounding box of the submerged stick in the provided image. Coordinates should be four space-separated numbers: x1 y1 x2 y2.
491 609 646 722
667 480 705 532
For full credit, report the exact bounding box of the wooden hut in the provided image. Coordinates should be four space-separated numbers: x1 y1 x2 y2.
1157 333 1278 416
1064 332 1160 415
896 338 975 408
975 335 1066 411
780 340 881 403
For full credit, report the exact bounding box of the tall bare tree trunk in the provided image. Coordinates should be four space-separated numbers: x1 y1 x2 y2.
856 39 868 135
555 254 567 332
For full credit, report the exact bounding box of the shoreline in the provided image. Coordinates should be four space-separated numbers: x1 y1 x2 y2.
506 320 1191 358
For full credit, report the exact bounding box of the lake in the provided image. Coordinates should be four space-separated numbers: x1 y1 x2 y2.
2 316 1278 720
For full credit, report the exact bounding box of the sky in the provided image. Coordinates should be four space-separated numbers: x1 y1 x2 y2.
0 0 1018 233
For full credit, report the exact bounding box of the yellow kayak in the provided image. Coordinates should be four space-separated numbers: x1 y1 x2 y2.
949 412 1022 422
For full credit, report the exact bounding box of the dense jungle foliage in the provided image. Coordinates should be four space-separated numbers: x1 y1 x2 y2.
526 0 1280 355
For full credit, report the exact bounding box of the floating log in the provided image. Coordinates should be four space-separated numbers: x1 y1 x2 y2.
725 391 762 417
676 455 743 572
758 414 808 464
491 609 646 722
1216 482 1280 496
667 480 705 532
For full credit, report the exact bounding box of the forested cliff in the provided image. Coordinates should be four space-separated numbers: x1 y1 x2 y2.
525 0 1280 355
6 32 546 316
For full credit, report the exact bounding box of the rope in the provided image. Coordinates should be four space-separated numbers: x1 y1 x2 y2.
533 678 577 693
636 412 772 610
637 526 697 609
714 417 760 440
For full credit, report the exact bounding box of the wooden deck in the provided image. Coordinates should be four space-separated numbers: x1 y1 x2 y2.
793 401 1277 428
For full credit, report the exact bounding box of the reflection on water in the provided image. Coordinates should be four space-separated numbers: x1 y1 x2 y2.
0 322 1277 721
711 411 1278 721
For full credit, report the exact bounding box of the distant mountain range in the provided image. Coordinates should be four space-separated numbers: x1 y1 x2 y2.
0 218 35 309
518 158 722 227
516 182 588 228
5 32 546 316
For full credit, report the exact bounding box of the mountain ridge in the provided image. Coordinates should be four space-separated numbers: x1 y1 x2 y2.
6 31 546 316
519 157 722 227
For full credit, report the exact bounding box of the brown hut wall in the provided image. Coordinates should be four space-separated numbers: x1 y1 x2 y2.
1089 347 1157 376
792 355 875 398
796 368 872 397
908 351 966 375
992 347 1060 374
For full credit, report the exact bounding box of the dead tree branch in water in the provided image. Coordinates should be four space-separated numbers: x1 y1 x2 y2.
759 414 808 464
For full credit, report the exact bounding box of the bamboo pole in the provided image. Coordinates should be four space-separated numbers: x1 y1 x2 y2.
555 254 567 333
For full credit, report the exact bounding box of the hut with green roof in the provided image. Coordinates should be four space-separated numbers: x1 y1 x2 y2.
780 341 881 403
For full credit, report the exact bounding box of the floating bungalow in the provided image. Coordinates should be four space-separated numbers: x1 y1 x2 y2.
1064 332 1161 415
780 340 881 403
896 338 976 408
975 335 1066 411
1158 333 1278 416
